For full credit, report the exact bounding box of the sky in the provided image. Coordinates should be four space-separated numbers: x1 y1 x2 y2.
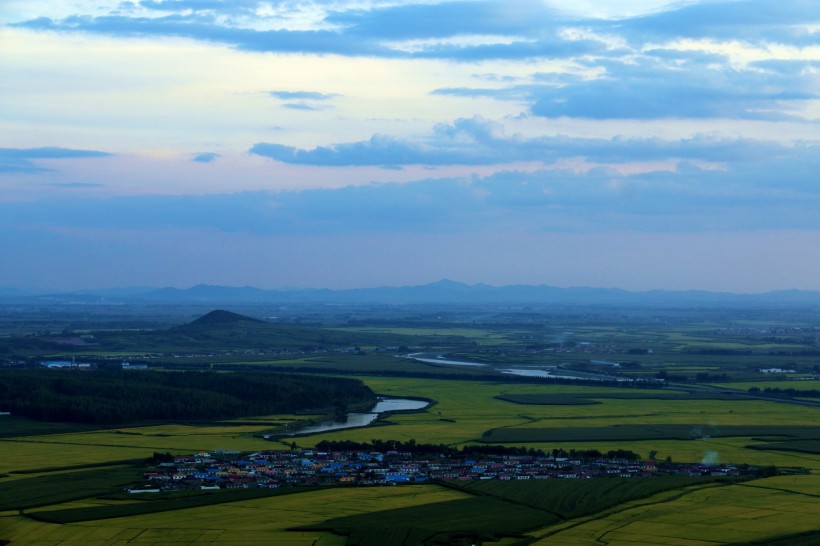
1 0 818 293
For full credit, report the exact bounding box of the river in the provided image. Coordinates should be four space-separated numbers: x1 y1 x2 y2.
407 352 626 381
405 352 488 367
281 397 430 436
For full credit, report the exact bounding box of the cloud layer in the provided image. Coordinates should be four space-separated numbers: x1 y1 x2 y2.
2 1 819 291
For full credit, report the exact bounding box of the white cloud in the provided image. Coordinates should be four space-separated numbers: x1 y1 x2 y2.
2 0 819 291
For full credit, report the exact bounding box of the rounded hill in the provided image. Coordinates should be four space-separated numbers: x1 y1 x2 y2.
185 309 264 328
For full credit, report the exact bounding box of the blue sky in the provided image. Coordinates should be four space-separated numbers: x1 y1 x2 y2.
1 0 818 292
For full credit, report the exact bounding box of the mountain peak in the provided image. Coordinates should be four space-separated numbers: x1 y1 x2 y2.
425 279 470 288
187 310 263 327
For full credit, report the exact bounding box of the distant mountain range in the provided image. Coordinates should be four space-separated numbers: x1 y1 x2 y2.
2 280 820 307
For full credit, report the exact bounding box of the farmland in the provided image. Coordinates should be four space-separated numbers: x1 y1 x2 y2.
526 474 820 545
0 303 819 544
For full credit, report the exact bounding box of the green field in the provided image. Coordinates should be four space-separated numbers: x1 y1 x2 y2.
0 466 143 511
2 307 819 545
1 486 469 545
527 475 820 545
482 424 820 443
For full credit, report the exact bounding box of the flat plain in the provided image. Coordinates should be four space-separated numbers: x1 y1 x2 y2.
1 305 819 545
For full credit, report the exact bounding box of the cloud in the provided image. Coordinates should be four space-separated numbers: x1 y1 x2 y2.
269 90 339 100
529 58 817 120
249 135 440 166
250 116 798 166
281 102 326 111
435 54 818 121
192 152 220 163
47 182 107 188
12 0 817 64
750 59 820 75
0 2 608 61
0 147 112 173
14 15 388 56
139 0 263 14
606 0 819 45
327 1 563 40
3 144 818 236
0 147 111 159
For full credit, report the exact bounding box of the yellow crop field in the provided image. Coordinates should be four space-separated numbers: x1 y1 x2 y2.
0 485 470 545
11 425 277 454
527 476 820 545
0 439 161 474
114 423 282 436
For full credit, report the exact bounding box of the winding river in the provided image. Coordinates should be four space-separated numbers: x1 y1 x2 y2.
406 352 627 381
281 397 430 436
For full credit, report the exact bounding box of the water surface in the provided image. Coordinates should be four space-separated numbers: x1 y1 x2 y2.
284 397 429 436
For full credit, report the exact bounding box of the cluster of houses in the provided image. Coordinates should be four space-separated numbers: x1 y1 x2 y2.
130 449 745 493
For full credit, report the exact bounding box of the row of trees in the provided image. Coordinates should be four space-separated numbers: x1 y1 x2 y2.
749 386 820 398
314 439 641 460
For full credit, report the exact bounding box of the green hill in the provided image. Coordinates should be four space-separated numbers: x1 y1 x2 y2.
100 310 361 352
183 309 265 328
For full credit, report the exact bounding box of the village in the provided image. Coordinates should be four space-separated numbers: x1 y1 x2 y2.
130 448 749 493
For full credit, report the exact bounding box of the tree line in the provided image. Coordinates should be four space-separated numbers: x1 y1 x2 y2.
748 386 820 398
0 369 375 425
314 439 641 460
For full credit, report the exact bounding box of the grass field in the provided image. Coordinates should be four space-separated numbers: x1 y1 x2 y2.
300 496 557 546
482 424 820 443
0 466 143 511
0 418 312 475
1 374 818 545
1 485 470 545
292 377 820 468
451 476 727 519
0 439 166 475
527 475 820 545
720 381 820 390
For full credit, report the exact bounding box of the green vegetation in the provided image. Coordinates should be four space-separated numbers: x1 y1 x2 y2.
297 496 558 546
301 476 734 546
313 439 638 460
0 465 142 511
733 531 820 545
483 424 820 443
1 304 819 545
0 369 375 425
529 475 820 545
0 415 97 438
496 391 749 405
451 476 730 519
28 487 323 524
747 440 820 455
496 393 602 405
750 386 820 398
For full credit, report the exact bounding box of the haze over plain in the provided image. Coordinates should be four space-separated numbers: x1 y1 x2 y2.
1 0 818 292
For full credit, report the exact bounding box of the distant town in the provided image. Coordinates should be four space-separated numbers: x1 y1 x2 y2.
130 448 759 494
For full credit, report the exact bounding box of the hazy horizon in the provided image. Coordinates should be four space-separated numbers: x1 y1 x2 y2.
4 278 820 298
2 1 818 293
